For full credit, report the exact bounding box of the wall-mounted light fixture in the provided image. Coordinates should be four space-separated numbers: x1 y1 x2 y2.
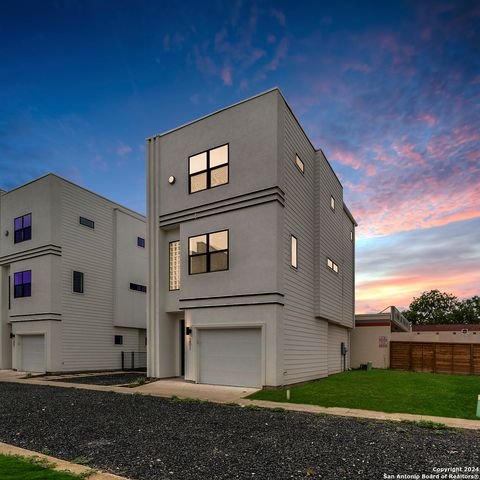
185 327 192 336
168 175 176 184
10 333 15 338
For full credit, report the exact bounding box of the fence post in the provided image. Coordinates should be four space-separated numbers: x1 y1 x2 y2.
121 352 124 371
131 351 135 370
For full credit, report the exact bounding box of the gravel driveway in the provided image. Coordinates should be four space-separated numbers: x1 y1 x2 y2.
0 382 478 480
49 372 147 386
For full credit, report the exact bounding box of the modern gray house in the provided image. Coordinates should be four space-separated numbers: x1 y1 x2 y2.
146 88 356 388
0 174 147 373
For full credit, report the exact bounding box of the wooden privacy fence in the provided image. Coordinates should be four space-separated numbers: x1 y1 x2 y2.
390 341 480 375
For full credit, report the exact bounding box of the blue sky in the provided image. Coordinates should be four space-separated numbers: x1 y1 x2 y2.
1 0 479 311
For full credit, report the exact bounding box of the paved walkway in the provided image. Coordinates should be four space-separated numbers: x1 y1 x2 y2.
0 441 128 479
1 370 479 430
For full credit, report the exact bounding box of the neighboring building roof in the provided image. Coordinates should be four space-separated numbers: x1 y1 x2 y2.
1 173 145 221
412 324 480 332
355 306 411 332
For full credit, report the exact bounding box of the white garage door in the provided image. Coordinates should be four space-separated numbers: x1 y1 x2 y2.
21 335 45 373
199 328 262 387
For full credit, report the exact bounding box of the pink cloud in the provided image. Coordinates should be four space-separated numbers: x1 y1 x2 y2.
416 113 437 127
221 66 232 86
392 143 427 167
332 150 376 176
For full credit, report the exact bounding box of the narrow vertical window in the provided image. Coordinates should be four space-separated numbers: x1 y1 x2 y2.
295 155 304 174
291 235 298 269
14 213 32 243
14 270 31 298
73 271 84 294
330 196 335 211
169 240 180 290
137 237 145 248
350 230 353 241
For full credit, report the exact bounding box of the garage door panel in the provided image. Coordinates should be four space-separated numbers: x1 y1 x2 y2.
199 328 261 387
22 335 45 373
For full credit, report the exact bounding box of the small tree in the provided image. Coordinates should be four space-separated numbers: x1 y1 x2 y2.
403 290 459 325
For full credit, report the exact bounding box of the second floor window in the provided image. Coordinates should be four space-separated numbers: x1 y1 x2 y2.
14 270 31 298
189 144 229 193
189 230 228 274
14 213 32 243
169 240 180 290
327 257 339 273
73 271 84 293
79 216 95 229
137 237 146 248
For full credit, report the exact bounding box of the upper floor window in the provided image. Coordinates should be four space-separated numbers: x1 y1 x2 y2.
137 237 145 248
114 335 123 345
189 144 229 193
79 216 95 229
189 230 228 274
14 213 32 243
169 240 180 291
350 230 353 242
73 271 84 294
291 235 298 268
327 257 339 273
130 282 147 293
295 155 304 174
330 196 335 211
14 270 31 298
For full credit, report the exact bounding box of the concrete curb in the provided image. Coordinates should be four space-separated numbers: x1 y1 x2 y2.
0 442 129 479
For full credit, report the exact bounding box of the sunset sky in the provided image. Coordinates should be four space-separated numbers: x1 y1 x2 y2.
1 0 479 312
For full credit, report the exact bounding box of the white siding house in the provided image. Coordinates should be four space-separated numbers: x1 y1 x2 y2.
146 88 356 387
0 174 147 373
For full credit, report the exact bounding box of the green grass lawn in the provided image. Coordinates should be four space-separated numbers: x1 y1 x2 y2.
249 369 480 420
0 454 81 479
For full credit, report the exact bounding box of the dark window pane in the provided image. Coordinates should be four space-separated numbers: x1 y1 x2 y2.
14 217 23 230
14 231 23 243
190 254 207 274
23 284 31 297
210 251 228 271
73 271 84 293
14 285 22 298
190 172 207 193
14 272 23 285
79 217 95 228
114 335 123 345
210 165 228 188
23 214 32 228
209 231 228 252
23 226 32 241
23 270 31 284
137 237 145 248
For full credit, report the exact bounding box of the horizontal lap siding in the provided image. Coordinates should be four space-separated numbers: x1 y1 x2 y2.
61 183 142 371
328 323 350 374
315 150 344 323
282 102 328 384
342 211 355 327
